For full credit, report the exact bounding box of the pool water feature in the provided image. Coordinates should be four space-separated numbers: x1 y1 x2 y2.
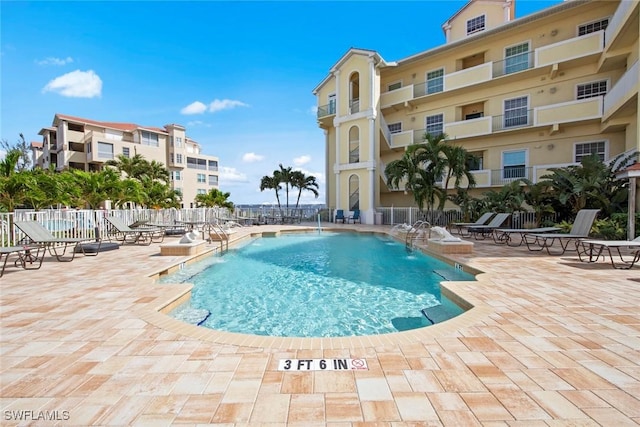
159 232 475 337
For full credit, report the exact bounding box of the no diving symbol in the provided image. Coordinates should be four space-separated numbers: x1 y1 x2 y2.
350 359 367 370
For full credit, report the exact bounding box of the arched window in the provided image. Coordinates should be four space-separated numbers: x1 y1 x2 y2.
349 72 360 114
349 174 360 211
348 126 359 163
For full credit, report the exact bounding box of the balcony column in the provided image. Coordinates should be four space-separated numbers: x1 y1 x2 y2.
442 22 452 43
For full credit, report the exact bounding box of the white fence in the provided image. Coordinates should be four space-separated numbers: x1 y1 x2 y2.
0 207 556 247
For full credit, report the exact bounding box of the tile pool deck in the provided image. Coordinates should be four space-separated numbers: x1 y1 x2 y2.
1 224 639 426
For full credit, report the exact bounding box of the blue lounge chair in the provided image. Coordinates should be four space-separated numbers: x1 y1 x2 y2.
335 209 346 223
349 209 361 224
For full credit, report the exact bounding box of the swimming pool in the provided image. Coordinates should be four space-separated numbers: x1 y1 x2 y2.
159 232 475 337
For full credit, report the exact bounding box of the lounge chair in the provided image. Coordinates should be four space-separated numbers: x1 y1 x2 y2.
465 213 511 240
449 212 495 236
523 208 600 255
335 209 346 224
13 221 93 262
0 245 45 277
493 226 561 246
576 236 640 269
104 216 165 245
348 209 361 224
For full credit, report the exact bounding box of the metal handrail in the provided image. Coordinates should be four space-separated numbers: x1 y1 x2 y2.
405 220 431 251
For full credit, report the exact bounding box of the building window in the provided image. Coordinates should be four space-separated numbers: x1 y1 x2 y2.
197 173 206 183
388 122 402 134
575 141 605 162
187 157 207 170
175 136 183 147
387 81 402 91
171 171 182 181
176 154 183 164
505 42 530 74
466 15 485 35
426 69 444 94
425 114 444 137
97 142 114 159
209 175 218 186
503 96 529 128
122 147 130 158
141 131 159 147
197 189 207 195
503 150 527 179
577 81 607 99
578 18 608 36
208 160 218 171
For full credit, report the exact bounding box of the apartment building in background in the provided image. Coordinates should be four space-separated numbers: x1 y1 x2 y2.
33 114 220 208
314 0 639 224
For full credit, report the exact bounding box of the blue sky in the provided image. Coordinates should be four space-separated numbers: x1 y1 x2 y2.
1 0 561 206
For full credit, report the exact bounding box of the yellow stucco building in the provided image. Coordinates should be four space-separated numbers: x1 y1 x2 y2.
314 0 639 224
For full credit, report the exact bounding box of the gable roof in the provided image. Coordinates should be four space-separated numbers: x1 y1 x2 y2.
312 47 390 94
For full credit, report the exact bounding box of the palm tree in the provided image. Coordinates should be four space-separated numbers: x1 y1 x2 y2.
440 145 477 210
291 171 319 209
195 188 234 210
274 164 294 214
260 175 282 213
105 154 145 179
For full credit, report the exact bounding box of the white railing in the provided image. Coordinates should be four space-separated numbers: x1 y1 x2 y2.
379 115 391 145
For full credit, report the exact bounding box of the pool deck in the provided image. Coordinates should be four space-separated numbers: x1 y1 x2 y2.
1 223 639 425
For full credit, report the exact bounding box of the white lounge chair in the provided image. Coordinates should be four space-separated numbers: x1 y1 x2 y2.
576 236 640 269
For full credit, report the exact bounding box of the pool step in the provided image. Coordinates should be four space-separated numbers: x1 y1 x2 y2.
173 308 211 326
421 305 455 325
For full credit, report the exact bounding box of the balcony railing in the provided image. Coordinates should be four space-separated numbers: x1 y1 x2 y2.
492 110 534 132
317 102 336 118
349 98 360 114
349 147 359 163
491 167 532 186
606 0 637 49
492 51 535 78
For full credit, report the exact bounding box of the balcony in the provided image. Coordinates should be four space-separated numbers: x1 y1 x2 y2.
349 99 360 114
445 63 492 92
605 0 639 53
445 116 492 139
603 60 638 121
317 103 336 118
536 31 603 68
380 32 605 109
490 167 532 186
535 97 603 127
380 86 413 109
492 110 534 132
492 52 535 78
389 128 432 149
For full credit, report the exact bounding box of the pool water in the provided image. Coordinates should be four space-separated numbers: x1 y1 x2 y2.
159 232 474 337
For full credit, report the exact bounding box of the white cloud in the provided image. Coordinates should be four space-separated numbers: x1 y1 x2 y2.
42 69 102 98
181 101 207 115
242 152 264 163
36 56 73 66
209 99 249 113
309 105 318 115
186 120 211 127
293 155 311 166
219 166 249 184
